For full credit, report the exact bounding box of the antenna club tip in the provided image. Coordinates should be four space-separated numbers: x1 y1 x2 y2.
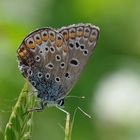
81 96 85 99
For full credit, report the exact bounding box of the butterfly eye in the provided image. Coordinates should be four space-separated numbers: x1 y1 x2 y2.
26 38 35 49
41 31 48 41
57 99 64 107
34 34 42 45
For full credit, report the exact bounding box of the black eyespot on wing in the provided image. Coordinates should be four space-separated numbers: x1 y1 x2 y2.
83 49 88 55
55 55 61 61
80 45 85 50
69 43 74 49
71 60 78 65
38 72 43 78
76 42 80 48
60 62 65 68
40 50 43 54
36 36 40 40
45 73 50 79
70 59 79 66
29 40 33 44
55 77 60 82
65 72 70 79
46 63 54 69
45 47 49 52
31 81 36 87
50 46 55 53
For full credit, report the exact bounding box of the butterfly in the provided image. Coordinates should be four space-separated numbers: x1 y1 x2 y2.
17 23 100 112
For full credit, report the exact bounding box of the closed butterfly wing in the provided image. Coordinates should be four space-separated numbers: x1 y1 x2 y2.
58 24 100 96
17 24 100 111
17 28 70 102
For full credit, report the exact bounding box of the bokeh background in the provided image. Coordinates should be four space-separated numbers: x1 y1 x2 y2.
0 0 140 140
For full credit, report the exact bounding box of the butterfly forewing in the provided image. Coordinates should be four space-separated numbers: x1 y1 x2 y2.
58 24 100 96
17 28 69 100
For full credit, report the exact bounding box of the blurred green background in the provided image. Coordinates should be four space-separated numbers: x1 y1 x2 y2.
0 0 140 140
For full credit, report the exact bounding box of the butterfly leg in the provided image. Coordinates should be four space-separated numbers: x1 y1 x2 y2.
27 101 47 112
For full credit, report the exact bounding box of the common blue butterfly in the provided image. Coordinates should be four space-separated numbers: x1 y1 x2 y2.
17 23 100 112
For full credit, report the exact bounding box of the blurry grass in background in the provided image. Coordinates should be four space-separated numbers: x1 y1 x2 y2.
0 0 140 140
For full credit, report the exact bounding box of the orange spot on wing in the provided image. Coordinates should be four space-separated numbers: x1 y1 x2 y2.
35 39 42 45
56 39 63 47
77 31 84 37
42 35 48 41
63 45 68 53
89 36 96 42
84 28 90 38
63 33 69 40
27 43 36 49
34 34 42 45
69 32 75 38
22 49 27 55
49 33 55 41
84 32 90 37
18 49 28 58
18 51 25 57
41 31 48 41
26 38 36 49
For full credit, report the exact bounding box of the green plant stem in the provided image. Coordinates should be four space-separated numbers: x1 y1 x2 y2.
4 82 35 140
65 112 70 140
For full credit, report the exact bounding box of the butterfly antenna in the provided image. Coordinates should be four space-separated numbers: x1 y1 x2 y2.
77 107 91 118
57 123 65 132
66 95 85 99
70 107 91 136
